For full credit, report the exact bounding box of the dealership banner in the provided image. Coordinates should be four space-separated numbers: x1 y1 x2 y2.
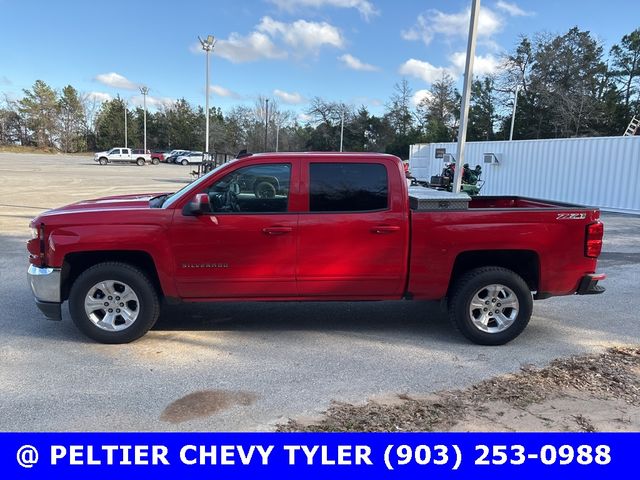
1 432 636 479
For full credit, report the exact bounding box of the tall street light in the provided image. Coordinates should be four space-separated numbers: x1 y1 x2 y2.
140 86 149 151
198 35 215 153
264 98 269 151
509 83 521 141
339 109 345 152
123 99 128 148
452 0 480 194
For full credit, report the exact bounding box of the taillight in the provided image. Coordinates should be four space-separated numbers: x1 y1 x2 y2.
585 222 603 258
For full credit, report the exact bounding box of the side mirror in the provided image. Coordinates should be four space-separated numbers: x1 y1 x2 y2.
184 193 211 215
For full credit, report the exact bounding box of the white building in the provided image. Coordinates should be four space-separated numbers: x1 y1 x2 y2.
409 136 640 214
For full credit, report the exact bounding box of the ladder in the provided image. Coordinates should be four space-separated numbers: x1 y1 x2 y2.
624 116 639 136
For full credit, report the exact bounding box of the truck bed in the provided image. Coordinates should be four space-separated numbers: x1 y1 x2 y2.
407 196 601 301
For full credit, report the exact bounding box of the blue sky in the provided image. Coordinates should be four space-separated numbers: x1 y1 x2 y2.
0 0 638 119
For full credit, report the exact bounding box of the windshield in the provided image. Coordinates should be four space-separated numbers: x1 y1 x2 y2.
161 163 230 208
107 148 116 154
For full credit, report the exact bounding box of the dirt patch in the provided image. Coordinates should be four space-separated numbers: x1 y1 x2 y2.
278 346 640 432
161 389 257 424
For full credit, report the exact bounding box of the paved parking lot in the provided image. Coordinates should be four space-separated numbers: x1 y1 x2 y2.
0 152 638 431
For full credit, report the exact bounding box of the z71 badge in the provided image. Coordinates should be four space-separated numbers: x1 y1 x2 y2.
557 213 587 220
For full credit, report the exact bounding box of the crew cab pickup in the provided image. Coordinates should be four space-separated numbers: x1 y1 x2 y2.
94 148 152 166
27 153 605 345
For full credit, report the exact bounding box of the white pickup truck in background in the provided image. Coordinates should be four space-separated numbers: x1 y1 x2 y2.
94 148 153 166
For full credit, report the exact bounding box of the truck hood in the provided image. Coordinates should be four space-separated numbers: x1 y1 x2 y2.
35 193 169 219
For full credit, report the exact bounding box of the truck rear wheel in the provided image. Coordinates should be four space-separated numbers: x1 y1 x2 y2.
136 158 145 166
448 267 532 345
151 158 160 165
69 262 160 344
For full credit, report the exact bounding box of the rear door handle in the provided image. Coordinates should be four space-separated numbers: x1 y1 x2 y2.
263 226 293 235
372 225 401 234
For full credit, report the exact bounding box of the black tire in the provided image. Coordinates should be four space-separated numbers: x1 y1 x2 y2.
254 180 277 198
448 267 533 345
151 157 160 165
136 158 145 166
181 159 188 166
69 262 160 344
99 157 108 165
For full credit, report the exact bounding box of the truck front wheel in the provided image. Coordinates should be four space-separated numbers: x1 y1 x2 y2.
99 157 108 165
448 267 533 345
69 262 160 344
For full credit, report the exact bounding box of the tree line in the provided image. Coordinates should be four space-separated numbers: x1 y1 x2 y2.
1 26 638 158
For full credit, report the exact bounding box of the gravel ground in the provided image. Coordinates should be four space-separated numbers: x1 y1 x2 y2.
0 152 638 431
278 347 640 432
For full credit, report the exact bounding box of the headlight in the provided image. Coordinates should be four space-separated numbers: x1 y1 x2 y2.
30 227 39 239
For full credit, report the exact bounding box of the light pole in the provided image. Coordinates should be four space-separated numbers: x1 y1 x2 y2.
198 35 215 153
509 83 521 141
339 109 345 152
452 0 480 194
140 86 149 151
264 98 269 151
123 99 128 148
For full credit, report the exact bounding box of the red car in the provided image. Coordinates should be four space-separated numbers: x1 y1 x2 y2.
27 153 604 345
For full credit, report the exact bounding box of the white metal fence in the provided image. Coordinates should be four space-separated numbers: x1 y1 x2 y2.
409 136 640 214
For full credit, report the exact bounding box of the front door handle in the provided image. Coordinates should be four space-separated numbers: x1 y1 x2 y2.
263 226 293 235
372 225 401 234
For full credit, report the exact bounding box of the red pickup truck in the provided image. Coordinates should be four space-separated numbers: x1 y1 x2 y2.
27 153 605 345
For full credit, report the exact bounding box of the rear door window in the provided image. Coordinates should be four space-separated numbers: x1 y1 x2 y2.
309 163 388 212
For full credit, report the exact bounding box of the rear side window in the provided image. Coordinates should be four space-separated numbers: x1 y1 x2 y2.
309 163 388 212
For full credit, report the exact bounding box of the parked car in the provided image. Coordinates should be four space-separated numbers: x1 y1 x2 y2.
176 151 204 165
150 150 167 164
27 152 605 345
165 150 189 163
93 148 151 166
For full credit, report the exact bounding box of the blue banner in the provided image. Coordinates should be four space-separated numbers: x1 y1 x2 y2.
1 432 636 479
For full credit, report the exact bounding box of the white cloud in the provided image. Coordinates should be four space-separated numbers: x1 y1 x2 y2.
211 31 286 63
496 1 534 17
338 53 379 71
399 59 453 84
209 85 243 99
273 89 306 104
198 16 343 63
268 0 379 21
412 89 432 107
130 94 175 109
94 72 138 90
257 16 344 52
86 92 112 103
449 51 500 77
402 6 503 46
297 112 314 123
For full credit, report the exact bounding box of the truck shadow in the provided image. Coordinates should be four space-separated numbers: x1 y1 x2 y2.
153 300 460 341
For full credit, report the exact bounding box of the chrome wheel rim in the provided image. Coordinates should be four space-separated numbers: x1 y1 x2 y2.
468 283 519 333
84 280 140 331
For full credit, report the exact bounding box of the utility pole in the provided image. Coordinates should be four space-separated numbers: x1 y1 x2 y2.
264 99 269 151
509 83 521 141
339 109 345 152
452 0 480 194
140 86 149 151
198 35 215 153
123 99 128 148
276 123 280 152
